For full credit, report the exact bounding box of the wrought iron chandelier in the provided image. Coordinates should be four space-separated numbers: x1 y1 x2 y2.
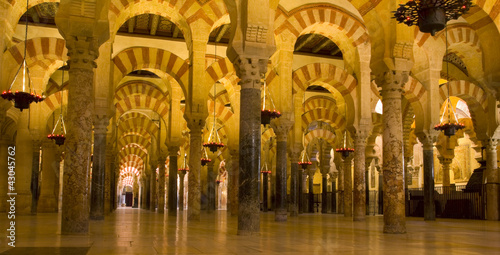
178 153 189 172
393 0 472 36
201 147 211 166
434 27 465 137
298 149 312 170
335 105 354 158
203 82 225 152
1 0 44 110
47 66 67 146
261 79 281 125
260 162 271 174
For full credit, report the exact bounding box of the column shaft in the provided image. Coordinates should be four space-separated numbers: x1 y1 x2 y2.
275 140 287 221
322 174 328 214
353 133 367 221
150 162 157 211
158 157 166 213
423 145 435 220
179 172 186 211
31 142 41 214
38 142 60 212
343 158 353 217
289 152 299 217
168 147 179 215
308 171 315 213
486 139 499 220
207 161 216 212
188 125 203 220
15 111 33 215
90 120 108 220
262 172 268 212
298 169 304 213
228 151 239 216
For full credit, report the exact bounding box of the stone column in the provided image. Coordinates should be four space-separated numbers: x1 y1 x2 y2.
143 173 150 209
262 171 269 212
186 117 204 220
336 157 344 214
207 159 216 212
365 159 371 215
379 69 409 233
331 175 337 213
271 118 293 221
308 167 316 213
421 137 436 221
104 150 113 214
61 36 99 234
319 143 331 214
289 146 301 217
157 156 166 213
228 149 239 216
150 160 157 211
298 168 305 213
485 139 499 220
343 155 353 217
236 58 267 235
353 130 368 221
438 156 453 189
31 140 42 214
38 141 60 212
0 138 9 212
167 146 179 216
90 115 108 220
178 170 187 211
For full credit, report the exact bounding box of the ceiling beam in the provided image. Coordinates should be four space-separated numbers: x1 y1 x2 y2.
215 24 230 42
295 35 316 51
312 38 332 53
172 25 180 38
128 16 135 33
330 47 341 56
150 15 160 36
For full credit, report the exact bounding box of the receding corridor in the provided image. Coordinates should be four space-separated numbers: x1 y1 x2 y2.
1 208 500 254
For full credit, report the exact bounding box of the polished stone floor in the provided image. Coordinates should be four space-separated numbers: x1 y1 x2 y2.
1 208 500 254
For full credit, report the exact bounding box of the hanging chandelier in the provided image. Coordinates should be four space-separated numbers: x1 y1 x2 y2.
261 79 281 125
1 0 44 110
336 104 354 158
203 82 225 152
178 153 189 172
260 162 271 174
393 0 472 36
201 147 211 166
434 27 465 137
47 66 67 146
298 149 312 170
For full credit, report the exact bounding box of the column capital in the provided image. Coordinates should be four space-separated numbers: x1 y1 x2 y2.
376 69 410 98
288 143 302 162
93 115 109 134
485 138 499 151
185 112 206 134
65 36 100 70
167 146 180 157
233 57 267 90
438 156 453 165
416 130 439 150
271 118 293 142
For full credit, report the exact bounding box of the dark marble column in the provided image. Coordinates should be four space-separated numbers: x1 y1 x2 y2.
143 173 150 209
61 37 100 234
379 69 409 233
167 146 179 216
331 175 337 213
343 155 353 217
157 156 166 213
298 169 305 213
236 58 266 235
228 149 239 216
289 147 300 217
178 171 187 211
38 141 60 213
421 139 435 221
90 115 108 220
319 142 331 214
337 158 344 214
31 141 41 214
353 130 368 221
308 168 316 213
485 139 499 220
207 160 216 212
321 173 328 213
186 117 204 220
262 171 269 212
271 119 293 221
365 159 371 215
150 160 157 211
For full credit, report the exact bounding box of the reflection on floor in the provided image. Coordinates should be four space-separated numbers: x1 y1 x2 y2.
1 208 500 254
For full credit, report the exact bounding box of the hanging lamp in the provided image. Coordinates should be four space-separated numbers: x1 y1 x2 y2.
201 147 211 166
203 42 225 152
298 149 312 170
1 0 44 110
178 153 189 172
47 66 67 146
335 104 354 158
434 27 465 137
261 79 281 125
260 162 271 174
392 0 472 36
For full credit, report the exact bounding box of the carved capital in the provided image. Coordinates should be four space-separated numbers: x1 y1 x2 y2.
485 138 499 152
438 156 453 166
66 36 99 70
167 146 179 157
270 118 293 142
377 70 409 99
185 113 206 134
416 131 439 151
93 114 109 134
354 128 369 147
234 57 267 89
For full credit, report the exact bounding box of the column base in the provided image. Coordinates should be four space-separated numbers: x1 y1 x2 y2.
383 225 406 234
275 210 287 222
353 215 365 221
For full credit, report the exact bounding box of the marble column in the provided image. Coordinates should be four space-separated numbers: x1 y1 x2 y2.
353 130 368 221
0 138 8 212
319 143 331 214
187 117 204 220
143 173 150 209
61 36 99 234
228 149 239 216
38 141 60 212
422 139 435 221
167 146 179 216
343 155 353 217
157 156 166 213
31 141 41 214
298 168 305 213
331 175 337 213
236 58 266 235
178 171 187 211
262 171 269 212
90 115 108 220
150 161 157 211
271 119 293 221
321 173 328 214
104 151 113 214
365 159 371 215
486 139 499 220
439 156 453 189
337 159 344 214
207 160 216 212
289 147 300 217
380 69 409 233
308 168 316 213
